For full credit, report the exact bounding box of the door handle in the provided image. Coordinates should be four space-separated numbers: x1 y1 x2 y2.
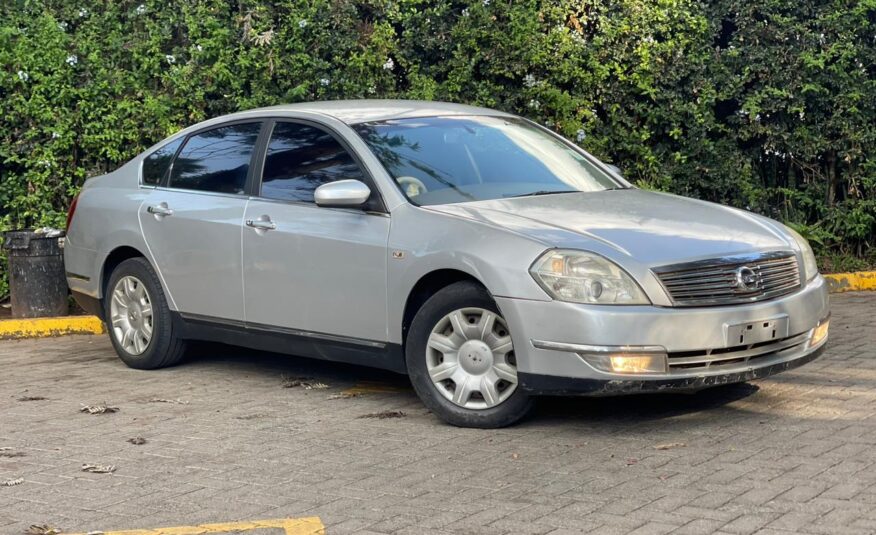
147 204 173 217
246 218 276 231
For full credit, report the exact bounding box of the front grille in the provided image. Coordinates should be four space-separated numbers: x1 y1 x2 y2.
654 252 801 307
667 332 809 371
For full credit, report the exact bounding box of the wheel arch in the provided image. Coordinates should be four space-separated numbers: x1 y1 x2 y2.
101 246 148 297
401 269 489 348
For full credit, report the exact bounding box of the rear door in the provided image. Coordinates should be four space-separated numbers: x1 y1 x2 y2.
242 119 390 342
140 121 263 321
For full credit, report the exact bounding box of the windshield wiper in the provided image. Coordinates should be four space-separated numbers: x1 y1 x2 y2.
505 190 578 198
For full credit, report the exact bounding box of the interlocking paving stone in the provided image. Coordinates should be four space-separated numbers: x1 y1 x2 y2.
0 292 874 534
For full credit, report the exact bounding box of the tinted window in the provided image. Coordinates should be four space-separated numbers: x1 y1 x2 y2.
169 123 261 194
260 122 365 202
142 138 183 186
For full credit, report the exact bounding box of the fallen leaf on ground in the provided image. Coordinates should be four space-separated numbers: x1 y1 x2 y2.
127 437 146 445
148 398 189 405
653 442 686 450
281 375 330 389
357 410 406 419
17 396 47 402
626 458 638 466
235 413 269 420
81 463 116 474
1 477 24 487
327 391 361 400
511 453 520 460
79 403 119 415
26 524 61 535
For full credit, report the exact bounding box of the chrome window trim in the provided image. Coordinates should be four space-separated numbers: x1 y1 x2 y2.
150 186 250 201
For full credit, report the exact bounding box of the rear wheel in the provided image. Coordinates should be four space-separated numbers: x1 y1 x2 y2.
104 257 186 369
406 281 533 428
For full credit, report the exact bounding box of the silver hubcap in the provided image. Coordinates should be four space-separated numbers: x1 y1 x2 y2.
110 276 153 355
426 308 518 410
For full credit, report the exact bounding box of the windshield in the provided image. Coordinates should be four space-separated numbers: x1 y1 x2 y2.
353 115 623 206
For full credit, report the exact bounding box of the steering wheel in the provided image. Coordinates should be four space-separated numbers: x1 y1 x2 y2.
396 175 428 197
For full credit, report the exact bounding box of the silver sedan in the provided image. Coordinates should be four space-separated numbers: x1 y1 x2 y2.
64 100 830 427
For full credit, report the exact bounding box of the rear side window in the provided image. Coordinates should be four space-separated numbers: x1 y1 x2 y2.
260 122 365 202
142 138 183 186
169 122 261 194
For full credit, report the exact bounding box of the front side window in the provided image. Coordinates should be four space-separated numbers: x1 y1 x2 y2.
142 137 183 186
354 116 622 206
169 122 261 194
260 122 366 203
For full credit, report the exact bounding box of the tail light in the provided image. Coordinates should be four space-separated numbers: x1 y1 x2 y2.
66 193 80 231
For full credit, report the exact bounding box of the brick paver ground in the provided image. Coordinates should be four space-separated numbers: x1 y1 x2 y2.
1 293 874 535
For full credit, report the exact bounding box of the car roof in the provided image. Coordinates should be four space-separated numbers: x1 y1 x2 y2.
242 99 515 125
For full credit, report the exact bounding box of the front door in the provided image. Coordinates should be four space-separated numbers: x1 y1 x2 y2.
242 120 390 343
139 121 263 321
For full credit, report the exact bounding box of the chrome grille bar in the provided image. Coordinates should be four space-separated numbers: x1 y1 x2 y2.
667 332 809 370
653 251 802 306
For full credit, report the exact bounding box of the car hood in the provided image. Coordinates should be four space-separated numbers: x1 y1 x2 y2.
425 189 793 266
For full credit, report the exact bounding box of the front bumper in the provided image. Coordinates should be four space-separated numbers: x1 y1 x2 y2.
496 275 830 396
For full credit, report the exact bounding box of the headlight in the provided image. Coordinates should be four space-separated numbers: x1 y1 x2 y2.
786 227 819 281
530 250 650 305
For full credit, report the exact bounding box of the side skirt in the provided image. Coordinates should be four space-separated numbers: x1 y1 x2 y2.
171 312 407 374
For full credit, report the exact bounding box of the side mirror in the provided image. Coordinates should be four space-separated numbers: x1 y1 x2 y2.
314 180 371 208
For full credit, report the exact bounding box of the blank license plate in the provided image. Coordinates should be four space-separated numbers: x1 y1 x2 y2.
726 316 789 346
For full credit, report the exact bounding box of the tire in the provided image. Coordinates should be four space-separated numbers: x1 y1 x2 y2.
406 281 533 428
104 257 186 370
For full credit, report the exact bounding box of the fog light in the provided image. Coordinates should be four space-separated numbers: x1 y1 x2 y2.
609 354 667 374
581 353 667 374
810 320 829 347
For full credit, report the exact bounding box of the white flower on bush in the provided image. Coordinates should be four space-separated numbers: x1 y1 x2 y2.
66 55 78 66
17 70 28 82
383 58 394 71
52 132 61 139
319 78 330 86
196 45 203 52
58 21 69 31
135 4 146 15
462 8 470 17
165 54 176 64
523 74 536 88
576 129 586 142
78 8 88 17
482 0 490 6
528 99 540 110
298 19 307 28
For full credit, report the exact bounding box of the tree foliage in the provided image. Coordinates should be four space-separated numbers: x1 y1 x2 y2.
1 0 874 295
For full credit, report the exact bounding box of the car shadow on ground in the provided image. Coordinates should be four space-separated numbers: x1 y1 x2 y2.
182 341 763 425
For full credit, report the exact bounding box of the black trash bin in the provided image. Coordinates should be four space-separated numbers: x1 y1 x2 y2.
3 229 68 318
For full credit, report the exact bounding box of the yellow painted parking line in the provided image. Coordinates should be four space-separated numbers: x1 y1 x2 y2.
825 271 876 293
0 315 105 339
64 516 324 535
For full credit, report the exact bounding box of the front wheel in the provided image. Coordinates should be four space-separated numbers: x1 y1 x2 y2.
406 281 533 428
104 257 186 369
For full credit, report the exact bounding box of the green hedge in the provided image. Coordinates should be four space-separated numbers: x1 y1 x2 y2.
2 0 874 296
